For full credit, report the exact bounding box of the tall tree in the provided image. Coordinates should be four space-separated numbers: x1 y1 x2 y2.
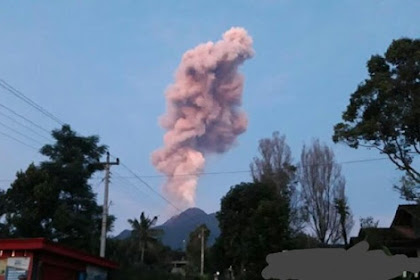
334 197 354 246
185 224 210 275
332 38 420 201
299 139 349 245
2 125 114 253
128 212 162 264
0 189 8 237
2 164 55 238
250 131 306 236
217 182 291 279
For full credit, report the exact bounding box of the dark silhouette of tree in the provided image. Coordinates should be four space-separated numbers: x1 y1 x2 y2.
335 197 354 246
250 131 306 236
2 125 114 253
216 182 292 279
360 216 380 228
299 139 351 245
185 224 210 276
333 38 420 201
128 212 162 264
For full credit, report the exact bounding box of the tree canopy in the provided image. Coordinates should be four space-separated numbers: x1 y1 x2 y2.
299 139 353 245
128 212 163 264
216 181 292 279
333 38 420 200
2 124 114 254
185 224 210 276
250 131 306 236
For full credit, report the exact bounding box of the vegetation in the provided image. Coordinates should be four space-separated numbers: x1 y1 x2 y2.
185 224 210 277
333 38 420 201
215 181 293 279
128 212 163 264
335 197 353 246
299 139 353 245
360 216 380 228
2 37 416 279
1 125 114 254
250 131 306 236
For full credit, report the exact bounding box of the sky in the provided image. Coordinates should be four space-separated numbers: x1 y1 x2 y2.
0 0 418 238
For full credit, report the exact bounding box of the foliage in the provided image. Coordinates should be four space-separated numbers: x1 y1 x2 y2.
216 181 292 279
334 197 354 246
332 38 420 200
0 189 8 237
299 139 351 244
360 216 380 228
108 263 183 280
185 224 210 276
1 125 114 254
250 132 307 236
128 212 163 264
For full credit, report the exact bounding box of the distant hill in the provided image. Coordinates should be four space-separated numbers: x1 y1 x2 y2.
115 207 220 250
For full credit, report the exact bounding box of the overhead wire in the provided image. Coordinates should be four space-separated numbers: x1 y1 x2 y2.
0 102 52 134
0 78 208 228
0 110 51 142
0 129 39 151
0 119 44 145
0 78 408 231
0 79 64 126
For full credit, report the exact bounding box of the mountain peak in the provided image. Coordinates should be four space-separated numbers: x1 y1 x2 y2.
162 207 208 227
115 207 220 250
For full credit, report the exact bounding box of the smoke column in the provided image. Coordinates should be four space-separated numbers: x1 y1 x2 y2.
151 27 254 210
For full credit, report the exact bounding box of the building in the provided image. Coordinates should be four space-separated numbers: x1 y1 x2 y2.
0 238 118 280
350 204 420 257
170 260 188 276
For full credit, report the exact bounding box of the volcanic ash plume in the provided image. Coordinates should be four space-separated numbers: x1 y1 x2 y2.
151 27 254 209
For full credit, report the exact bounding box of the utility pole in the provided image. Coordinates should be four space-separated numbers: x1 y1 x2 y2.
199 227 205 276
99 152 119 258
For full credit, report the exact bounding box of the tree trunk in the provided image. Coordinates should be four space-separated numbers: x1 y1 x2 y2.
341 221 348 246
141 243 145 263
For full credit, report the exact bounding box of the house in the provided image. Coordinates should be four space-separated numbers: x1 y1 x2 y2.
170 259 188 276
349 204 420 257
0 238 118 280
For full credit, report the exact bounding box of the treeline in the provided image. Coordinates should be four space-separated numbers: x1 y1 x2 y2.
0 37 418 280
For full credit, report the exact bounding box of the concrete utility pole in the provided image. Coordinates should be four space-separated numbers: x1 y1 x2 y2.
199 227 205 276
99 152 119 258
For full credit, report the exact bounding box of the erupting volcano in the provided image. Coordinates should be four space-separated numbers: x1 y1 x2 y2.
151 27 254 209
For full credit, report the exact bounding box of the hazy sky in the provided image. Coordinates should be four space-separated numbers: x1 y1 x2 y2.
0 0 418 237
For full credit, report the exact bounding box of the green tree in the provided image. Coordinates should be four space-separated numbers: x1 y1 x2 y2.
332 38 420 201
217 182 292 279
250 131 307 236
0 189 8 237
334 197 354 246
2 125 114 253
185 224 210 276
2 164 55 238
128 212 163 264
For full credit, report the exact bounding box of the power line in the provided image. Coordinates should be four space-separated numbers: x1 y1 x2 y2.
110 155 213 227
0 157 392 183
0 102 51 134
0 79 64 126
101 157 390 179
111 170 155 201
0 110 51 142
0 129 39 151
0 120 44 145
114 158 184 213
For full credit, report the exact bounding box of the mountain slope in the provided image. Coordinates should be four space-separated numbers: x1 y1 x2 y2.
115 207 220 250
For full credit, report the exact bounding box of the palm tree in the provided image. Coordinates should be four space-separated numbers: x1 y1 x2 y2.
128 212 163 263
